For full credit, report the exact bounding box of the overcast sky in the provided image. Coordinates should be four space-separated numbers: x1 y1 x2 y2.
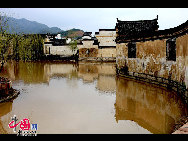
0 8 188 34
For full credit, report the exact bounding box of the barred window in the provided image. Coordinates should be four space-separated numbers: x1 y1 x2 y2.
166 38 176 61
128 42 136 58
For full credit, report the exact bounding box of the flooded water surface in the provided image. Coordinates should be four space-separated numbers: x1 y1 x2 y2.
0 61 187 134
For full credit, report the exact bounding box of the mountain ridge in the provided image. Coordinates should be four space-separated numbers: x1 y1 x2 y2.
2 16 84 38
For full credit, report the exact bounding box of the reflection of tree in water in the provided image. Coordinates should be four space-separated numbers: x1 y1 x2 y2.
15 61 47 83
0 102 12 134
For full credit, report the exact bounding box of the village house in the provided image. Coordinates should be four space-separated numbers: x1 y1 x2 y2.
43 33 75 57
77 30 116 61
115 16 188 93
95 29 116 60
77 32 98 61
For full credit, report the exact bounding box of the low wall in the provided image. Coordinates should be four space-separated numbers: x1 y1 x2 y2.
97 48 116 58
44 44 77 56
78 48 116 61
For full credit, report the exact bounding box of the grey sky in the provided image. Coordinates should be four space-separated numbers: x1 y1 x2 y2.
0 8 188 34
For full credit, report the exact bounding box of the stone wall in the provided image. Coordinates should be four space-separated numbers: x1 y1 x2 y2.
78 39 116 61
116 33 188 88
79 48 98 58
97 48 116 58
78 48 116 61
44 44 77 56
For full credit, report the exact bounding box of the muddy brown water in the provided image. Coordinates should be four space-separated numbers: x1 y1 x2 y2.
0 61 187 134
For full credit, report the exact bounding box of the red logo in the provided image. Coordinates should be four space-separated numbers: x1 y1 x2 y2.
8 116 30 132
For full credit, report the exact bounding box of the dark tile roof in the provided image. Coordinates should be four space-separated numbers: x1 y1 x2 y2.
98 46 116 49
99 29 116 31
116 17 159 43
81 37 99 45
83 32 92 36
82 39 94 41
116 18 188 43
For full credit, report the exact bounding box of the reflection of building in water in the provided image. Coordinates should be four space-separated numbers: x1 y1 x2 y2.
77 63 98 82
43 62 78 80
77 62 116 93
115 77 188 134
0 102 12 134
97 75 116 92
0 61 116 93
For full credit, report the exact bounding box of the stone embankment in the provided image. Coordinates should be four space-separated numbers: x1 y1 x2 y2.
0 77 20 103
172 117 188 134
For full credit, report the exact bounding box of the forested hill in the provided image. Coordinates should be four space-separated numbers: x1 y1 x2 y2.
2 16 84 38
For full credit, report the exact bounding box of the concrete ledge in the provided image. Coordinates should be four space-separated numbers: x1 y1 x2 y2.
79 57 116 62
173 122 188 134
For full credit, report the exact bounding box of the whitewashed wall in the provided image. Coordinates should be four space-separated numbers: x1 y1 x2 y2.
95 30 116 47
44 44 77 56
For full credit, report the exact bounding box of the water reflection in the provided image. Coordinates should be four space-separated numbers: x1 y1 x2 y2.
0 61 116 92
0 61 187 134
0 102 12 134
115 77 188 134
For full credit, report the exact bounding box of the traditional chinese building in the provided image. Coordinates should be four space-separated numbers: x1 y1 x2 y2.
95 29 116 60
78 30 116 61
115 16 188 93
43 33 76 57
77 32 98 61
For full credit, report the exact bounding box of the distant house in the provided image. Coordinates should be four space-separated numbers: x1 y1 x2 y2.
77 30 116 61
77 32 98 60
82 32 92 39
95 29 116 58
55 33 62 39
66 38 71 44
43 33 77 57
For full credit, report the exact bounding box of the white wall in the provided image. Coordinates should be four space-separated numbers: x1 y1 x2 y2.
95 30 116 47
82 35 91 39
44 44 77 56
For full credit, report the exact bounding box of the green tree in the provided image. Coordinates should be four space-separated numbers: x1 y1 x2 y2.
69 39 77 53
0 12 12 69
0 12 45 63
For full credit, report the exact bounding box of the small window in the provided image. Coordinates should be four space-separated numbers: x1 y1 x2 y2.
166 38 176 61
128 42 136 58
